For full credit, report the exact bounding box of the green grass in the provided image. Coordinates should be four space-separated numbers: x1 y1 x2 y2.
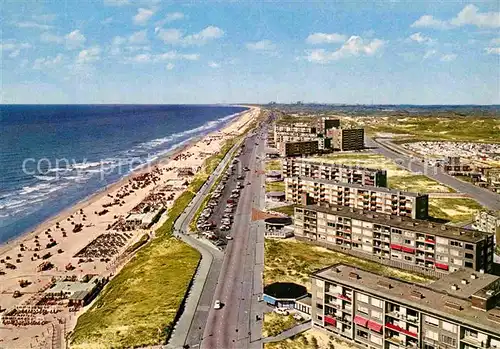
124 234 149 254
363 116 500 143
271 204 298 217
428 198 483 223
263 312 300 338
264 239 432 291
266 181 285 193
266 160 282 171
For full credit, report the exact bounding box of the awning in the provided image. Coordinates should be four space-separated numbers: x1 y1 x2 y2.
325 316 337 326
425 238 435 244
367 320 383 333
390 244 402 251
354 315 368 327
385 323 418 338
435 263 449 271
337 294 351 301
402 246 415 254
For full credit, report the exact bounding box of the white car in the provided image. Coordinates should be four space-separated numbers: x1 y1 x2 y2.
225 235 233 240
214 300 222 309
273 307 289 315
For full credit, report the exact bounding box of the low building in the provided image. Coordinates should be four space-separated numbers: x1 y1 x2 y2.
265 217 294 239
279 140 320 157
327 128 365 151
263 282 308 308
285 177 429 219
266 191 286 202
310 263 500 349
44 276 106 306
295 294 312 317
283 158 387 187
294 204 494 274
266 170 282 182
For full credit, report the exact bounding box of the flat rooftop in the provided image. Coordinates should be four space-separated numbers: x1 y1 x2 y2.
285 158 386 174
288 176 426 198
46 277 100 295
313 264 500 335
298 204 492 243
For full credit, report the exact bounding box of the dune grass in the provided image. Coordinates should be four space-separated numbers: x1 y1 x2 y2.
264 239 432 291
266 181 286 193
428 198 483 223
266 160 282 171
263 312 300 338
270 204 297 217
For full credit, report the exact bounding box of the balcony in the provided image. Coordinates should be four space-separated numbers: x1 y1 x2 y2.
386 312 419 324
385 323 418 338
461 336 488 348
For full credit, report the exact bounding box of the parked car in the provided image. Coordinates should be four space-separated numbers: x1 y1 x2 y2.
220 225 230 231
214 300 222 309
293 313 303 321
273 307 289 315
225 235 233 240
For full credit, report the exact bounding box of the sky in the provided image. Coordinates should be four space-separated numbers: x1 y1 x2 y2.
1 0 499 105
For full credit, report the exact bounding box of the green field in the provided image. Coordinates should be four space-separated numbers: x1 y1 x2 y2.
353 116 500 143
266 160 282 171
316 153 452 193
428 198 483 223
266 181 286 193
271 204 297 217
264 239 432 291
263 312 300 338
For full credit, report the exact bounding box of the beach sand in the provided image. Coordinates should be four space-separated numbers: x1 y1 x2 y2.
0 106 260 349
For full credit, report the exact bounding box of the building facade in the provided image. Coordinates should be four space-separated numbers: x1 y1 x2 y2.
274 123 317 145
311 264 500 349
294 205 494 273
473 211 500 237
285 177 429 219
316 117 341 135
283 158 388 187
328 128 365 151
279 140 320 157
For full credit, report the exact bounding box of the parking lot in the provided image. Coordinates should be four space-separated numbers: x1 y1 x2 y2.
195 140 254 249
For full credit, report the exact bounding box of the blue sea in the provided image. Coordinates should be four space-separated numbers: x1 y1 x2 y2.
0 105 248 243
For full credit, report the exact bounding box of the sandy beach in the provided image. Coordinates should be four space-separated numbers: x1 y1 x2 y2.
0 106 259 349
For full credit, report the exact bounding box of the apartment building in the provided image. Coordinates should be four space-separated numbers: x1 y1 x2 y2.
473 211 500 236
283 158 388 187
311 263 500 349
316 117 340 135
285 177 429 219
294 204 494 273
328 128 365 151
279 140 320 157
274 122 317 145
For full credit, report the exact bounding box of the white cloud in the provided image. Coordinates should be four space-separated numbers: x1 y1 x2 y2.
491 38 500 45
76 47 101 64
306 36 385 63
166 62 174 70
65 30 86 49
208 61 220 68
14 21 53 30
129 30 149 44
423 49 437 59
306 32 347 44
412 5 500 30
133 8 155 25
1 41 32 58
246 40 276 51
33 54 64 69
156 12 185 26
411 15 451 30
485 47 500 55
440 53 457 62
32 14 57 22
157 26 224 46
409 32 433 44
126 51 200 63
104 0 130 6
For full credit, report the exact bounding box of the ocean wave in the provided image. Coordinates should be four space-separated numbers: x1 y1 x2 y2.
47 167 70 173
20 183 52 195
34 175 58 181
70 160 115 170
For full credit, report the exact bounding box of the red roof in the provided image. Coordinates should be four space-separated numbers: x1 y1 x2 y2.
325 316 337 326
354 315 368 327
367 320 383 333
390 244 402 251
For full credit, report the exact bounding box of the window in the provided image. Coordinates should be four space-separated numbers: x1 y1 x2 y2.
465 262 473 268
317 315 323 321
424 315 439 326
404 256 412 261
371 335 383 345
441 335 457 347
465 253 474 259
371 298 383 308
316 303 323 310
358 294 369 303
441 321 458 334
425 329 439 341
371 310 382 321
358 305 369 314
404 239 411 244
316 279 324 288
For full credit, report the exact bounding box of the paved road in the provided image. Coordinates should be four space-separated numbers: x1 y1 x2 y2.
201 125 268 349
366 137 500 210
